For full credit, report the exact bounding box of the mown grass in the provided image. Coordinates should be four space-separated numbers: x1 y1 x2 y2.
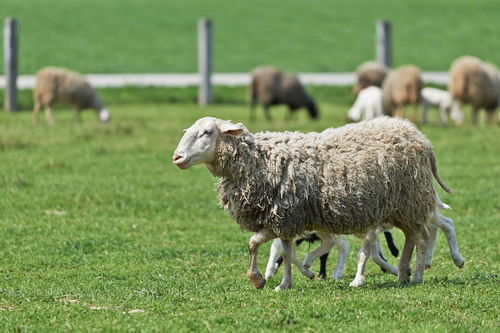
0 100 499 331
2 0 500 74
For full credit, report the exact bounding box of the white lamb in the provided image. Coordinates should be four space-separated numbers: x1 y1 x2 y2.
421 87 461 125
347 86 383 122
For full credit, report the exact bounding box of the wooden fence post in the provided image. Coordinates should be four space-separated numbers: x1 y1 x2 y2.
198 18 212 106
4 17 18 111
376 20 391 68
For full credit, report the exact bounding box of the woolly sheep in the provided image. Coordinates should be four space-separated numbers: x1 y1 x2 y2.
353 61 389 95
173 117 452 290
448 56 500 125
347 86 383 122
382 65 423 120
32 67 110 125
248 66 319 121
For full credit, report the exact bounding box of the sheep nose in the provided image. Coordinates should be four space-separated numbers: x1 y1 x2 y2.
172 153 183 163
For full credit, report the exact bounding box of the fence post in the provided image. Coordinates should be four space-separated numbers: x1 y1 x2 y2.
4 18 19 111
376 20 391 68
198 18 212 106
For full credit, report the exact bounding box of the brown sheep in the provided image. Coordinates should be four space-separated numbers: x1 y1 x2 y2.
353 61 389 95
382 65 423 121
32 67 110 125
449 56 499 125
248 66 319 121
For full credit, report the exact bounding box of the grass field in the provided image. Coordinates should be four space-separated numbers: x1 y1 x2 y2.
2 0 500 74
0 100 499 331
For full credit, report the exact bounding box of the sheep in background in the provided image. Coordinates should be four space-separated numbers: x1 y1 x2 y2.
32 67 110 125
421 87 460 125
248 66 319 121
449 56 499 125
173 117 452 290
347 86 383 122
382 65 423 121
353 61 389 95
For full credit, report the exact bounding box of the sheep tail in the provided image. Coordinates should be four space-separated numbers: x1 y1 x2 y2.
430 152 453 194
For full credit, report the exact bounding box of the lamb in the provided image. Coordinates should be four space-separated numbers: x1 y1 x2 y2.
32 66 110 125
347 86 383 122
448 56 500 125
421 87 458 125
248 66 319 121
173 117 452 290
353 61 389 95
382 65 423 120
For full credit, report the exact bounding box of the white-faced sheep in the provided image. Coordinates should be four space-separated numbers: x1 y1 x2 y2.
173 117 452 290
347 86 383 122
32 66 110 125
421 87 459 125
382 65 423 121
248 66 319 121
448 56 500 125
353 61 389 95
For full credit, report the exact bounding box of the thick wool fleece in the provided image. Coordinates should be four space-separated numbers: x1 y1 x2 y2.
34 67 104 111
211 117 443 240
449 56 499 111
382 65 423 116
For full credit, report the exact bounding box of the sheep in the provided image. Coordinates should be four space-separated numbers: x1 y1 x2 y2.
448 56 500 125
353 61 389 95
32 66 110 125
173 116 453 290
347 86 383 122
421 87 459 125
248 66 319 121
382 65 423 121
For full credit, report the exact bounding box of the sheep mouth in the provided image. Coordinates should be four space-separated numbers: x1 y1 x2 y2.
174 158 192 169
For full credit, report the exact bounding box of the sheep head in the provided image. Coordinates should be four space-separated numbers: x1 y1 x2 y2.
173 117 245 169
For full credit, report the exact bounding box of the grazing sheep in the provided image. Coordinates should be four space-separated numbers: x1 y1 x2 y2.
382 65 423 121
347 86 383 122
449 56 500 125
248 66 319 121
32 66 110 125
173 117 452 290
421 87 461 125
353 61 389 95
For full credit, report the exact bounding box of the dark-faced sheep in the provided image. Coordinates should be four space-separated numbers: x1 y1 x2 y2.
353 61 389 95
382 65 423 121
173 117 453 290
248 66 319 121
33 67 110 125
448 56 500 125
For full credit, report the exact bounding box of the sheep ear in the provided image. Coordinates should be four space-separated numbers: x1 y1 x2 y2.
219 122 244 136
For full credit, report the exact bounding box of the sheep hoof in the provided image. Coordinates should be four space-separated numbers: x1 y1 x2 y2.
425 264 432 270
330 273 342 280
274 283 292 291
247 271 266 289
349 278 364 287
454 257 465 269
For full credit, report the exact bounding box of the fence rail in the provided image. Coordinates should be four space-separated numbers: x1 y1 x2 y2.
0 72 449 89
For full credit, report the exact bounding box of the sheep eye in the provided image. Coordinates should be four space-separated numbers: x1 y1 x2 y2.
201 130 213 136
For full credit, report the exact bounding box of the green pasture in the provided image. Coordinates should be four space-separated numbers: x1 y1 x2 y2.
0 98 499 331
2 0 500 74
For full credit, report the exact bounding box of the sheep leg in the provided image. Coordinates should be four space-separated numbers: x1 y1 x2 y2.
424 222 439 269
422 103 429 124
393 106 404 119
247 229 276 289
472 107 479 125
44 105 55 125
450 101 464 125
485 110 496 125
263 105 272 121
290 245 315 279
413 228 429 284
331 235 349 280
349 232 373 287
371 237 398 276
73 108 82 123
264 238 283 280
302 231 334 269
318 252 329 279
439 106 450 126
399 232 415 284
436 214 465 268
275 239 293 291
32 102 42 126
